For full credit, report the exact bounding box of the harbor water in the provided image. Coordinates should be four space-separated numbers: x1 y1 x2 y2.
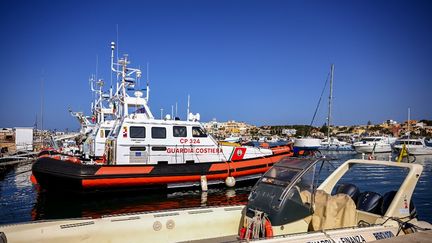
0 152 431 225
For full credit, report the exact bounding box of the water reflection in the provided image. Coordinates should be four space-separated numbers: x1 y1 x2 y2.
31 186 251 221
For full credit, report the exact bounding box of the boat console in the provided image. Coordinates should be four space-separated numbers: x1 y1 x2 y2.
246 157 316 226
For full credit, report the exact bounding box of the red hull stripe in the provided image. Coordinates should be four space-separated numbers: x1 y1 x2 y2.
209 163 229 172
95 166 154 175
81 154 291 189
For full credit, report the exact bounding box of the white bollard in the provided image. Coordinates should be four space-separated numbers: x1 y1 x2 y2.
225 176 236 187
200 175 208 191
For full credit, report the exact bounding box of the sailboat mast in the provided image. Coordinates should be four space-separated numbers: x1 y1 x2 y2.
327 64 334 142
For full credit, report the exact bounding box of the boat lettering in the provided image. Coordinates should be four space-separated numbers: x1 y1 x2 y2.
372 231 394 240
338 235 366 243
179 138 200 144
166 147 223 154
307 240 332 243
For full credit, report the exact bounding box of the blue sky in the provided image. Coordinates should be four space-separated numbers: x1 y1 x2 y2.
0 0 431 131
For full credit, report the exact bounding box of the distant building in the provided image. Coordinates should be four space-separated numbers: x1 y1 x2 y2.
0 128 15 154
282 129 297 136
202 119 257 139
15 127 33 151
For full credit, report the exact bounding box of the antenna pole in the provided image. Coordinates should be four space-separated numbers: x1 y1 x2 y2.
40 72 44 132
146 62 150 102
116 24 119 71
95 55 99 81
175 102 178 118
408 107 411 138
187 95 190 121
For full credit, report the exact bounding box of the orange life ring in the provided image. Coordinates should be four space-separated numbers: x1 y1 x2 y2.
265 219 273 238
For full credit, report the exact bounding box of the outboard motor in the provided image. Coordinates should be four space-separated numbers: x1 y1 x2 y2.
335 183 360 202
357 191 383 214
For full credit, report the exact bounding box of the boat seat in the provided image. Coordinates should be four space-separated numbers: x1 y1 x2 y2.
310 190 357 231
356 191 382 215
334 183 360 203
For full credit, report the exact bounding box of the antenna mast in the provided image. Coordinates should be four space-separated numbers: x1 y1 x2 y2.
327 64 334 143
187 95 190 121
146 62 150 102
40 70 44 132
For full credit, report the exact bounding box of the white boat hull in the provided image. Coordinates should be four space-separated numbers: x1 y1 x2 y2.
353 144 392 153
293 138 321 151
0 205 428 243
393 145 432 155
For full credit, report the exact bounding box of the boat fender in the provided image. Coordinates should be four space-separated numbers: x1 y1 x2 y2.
239 227 247 239
225 176 236 187
30 174 38 185
368 154 375 160
200 175 208 191
265 218 273 238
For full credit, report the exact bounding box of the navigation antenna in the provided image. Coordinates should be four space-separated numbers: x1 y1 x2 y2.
116 24 119 83
187 94 190 121
146 62 150 102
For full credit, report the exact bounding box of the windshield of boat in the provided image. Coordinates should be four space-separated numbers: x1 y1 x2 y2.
261 158 311 187
248 158 323 225
261 158 326 207
362 138 381 142
395 140 423 146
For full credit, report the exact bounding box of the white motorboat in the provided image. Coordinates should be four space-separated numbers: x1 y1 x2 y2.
2 157 430 242
393 138 432 155
353 136 397 153
319 137 354 151
293 137 321 153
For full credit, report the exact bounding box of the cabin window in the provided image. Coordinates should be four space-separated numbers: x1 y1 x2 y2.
130 147 146 151
152 146 167 151
173 126 187 137
104 130 111 138
152 127 166 139
192 127 207 137
130 126 146 138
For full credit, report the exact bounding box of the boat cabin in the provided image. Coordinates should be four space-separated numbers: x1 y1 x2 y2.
105 117 273 165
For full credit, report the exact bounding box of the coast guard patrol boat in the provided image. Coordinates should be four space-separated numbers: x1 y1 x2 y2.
31 42 293 192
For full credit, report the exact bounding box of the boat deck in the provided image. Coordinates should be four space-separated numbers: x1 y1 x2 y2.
178 235 238 243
